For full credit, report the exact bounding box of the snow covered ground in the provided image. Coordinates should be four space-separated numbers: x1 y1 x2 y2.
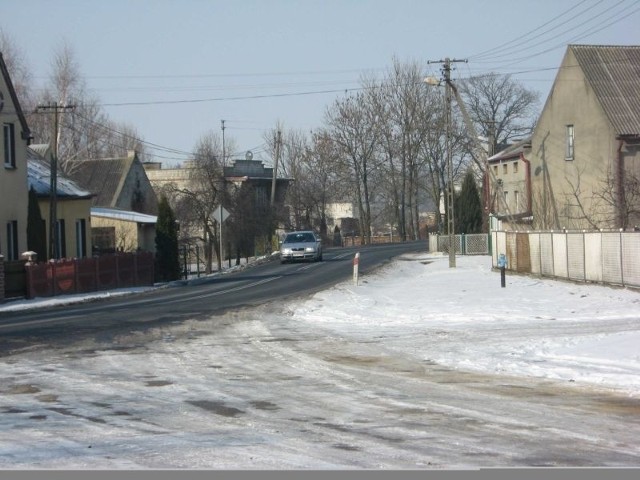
1 252 639 468
2 252 638 396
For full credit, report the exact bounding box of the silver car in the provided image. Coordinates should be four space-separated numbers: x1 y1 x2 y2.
280 231 323 263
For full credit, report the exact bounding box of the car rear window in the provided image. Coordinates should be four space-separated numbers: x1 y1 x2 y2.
284 233 314 243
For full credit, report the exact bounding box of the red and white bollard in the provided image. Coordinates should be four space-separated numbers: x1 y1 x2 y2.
353 252 360 286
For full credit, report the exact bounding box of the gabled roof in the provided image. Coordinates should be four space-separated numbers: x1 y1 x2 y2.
0 51 31 141
488 138 532 163
570 45 640 136
67 153 137 207
27 147 92 199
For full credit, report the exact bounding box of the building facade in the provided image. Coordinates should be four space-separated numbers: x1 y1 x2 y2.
0 51 31 261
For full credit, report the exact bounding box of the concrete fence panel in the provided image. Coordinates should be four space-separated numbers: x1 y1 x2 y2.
567 233 586 282
622 233 640 287
552 233 568 278
489 230 638 289
602 233 623 285
540 233 554 277
584 233 603 283
529 233 541 275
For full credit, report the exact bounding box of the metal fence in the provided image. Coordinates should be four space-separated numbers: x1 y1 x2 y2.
492 230 640 288
429 233 490 255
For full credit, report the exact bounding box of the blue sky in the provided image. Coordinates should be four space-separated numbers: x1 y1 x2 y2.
2 0 639 165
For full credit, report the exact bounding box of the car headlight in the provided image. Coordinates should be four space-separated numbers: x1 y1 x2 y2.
305 247 315 252
281 248 292 254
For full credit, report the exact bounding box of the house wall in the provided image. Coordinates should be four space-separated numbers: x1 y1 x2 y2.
116 159 159 216
37 197 93 259
145 164 193 193
529 48 618 230
0 85 29 260
489 155 529 217
91 216 155 253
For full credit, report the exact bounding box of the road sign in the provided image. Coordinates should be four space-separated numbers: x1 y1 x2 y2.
213 205 230 223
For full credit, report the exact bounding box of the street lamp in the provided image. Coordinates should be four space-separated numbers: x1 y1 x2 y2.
425 66 456 268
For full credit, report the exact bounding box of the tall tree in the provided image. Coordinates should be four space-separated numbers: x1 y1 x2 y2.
455 170 484 234
0 28 34 109
325 92 379 244
26 186 47 261
459 73 540 161
155 195 180 282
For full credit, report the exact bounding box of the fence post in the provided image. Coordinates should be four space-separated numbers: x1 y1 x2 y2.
134 253 139 286
353 252 360 286
116 254 120 288
0 255 4 303
51 261 57 296
620 229 625 286
95 255 100 291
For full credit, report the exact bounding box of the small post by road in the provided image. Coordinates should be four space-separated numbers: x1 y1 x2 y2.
353 252 360 286
497 253 507 288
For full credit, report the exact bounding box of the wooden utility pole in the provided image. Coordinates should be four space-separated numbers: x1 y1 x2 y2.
36 102 75 260
221 119 226 167
270 130 282 207
427 58 466 268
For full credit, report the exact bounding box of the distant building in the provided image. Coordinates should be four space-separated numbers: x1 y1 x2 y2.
68 151 158 215
91 207 157 254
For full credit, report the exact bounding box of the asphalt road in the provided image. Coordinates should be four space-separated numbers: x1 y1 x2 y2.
0 242 426 348
1 241 640 468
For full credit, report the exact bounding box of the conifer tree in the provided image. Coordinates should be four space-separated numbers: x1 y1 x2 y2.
455 170 484 234
27 186 47 261
155 195 181 281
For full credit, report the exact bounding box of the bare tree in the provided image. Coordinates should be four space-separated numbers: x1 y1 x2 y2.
306 129 347 240
564 163 640 230
325 91 379 244
269 127 313 231
0 28 34 109
459 73 540 163
372 59 441 240
26 41 113 173
168 131 232 273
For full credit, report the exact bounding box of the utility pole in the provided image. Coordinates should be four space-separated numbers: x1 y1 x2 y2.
36 102 75 260
221 119 226 167
270 130 281 207
428 57 466 268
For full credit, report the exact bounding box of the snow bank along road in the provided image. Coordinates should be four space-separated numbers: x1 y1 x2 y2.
0 253 639 468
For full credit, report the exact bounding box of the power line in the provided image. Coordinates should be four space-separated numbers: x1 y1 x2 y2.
469 0 604 61
99 86 368 107
471 0 637 64
468 0 593 60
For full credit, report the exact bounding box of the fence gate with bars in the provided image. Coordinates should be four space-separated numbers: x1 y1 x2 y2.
429 233 490 256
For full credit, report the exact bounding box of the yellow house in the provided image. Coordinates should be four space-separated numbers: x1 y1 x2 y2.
91 207 157 254
0 51 31 261
528 45 640 230
27 145 93 260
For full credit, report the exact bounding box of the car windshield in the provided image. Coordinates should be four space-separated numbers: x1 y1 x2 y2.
284 233 315 243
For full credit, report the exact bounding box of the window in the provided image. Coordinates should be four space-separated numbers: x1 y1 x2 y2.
513 162 518 174
493 165 498 176
503 163 508 174
514 191 520 211
56 219 66 259
3 122 16 168
92 227 116 254
76 219 87 258
565 125 575 160
6 220 18 260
